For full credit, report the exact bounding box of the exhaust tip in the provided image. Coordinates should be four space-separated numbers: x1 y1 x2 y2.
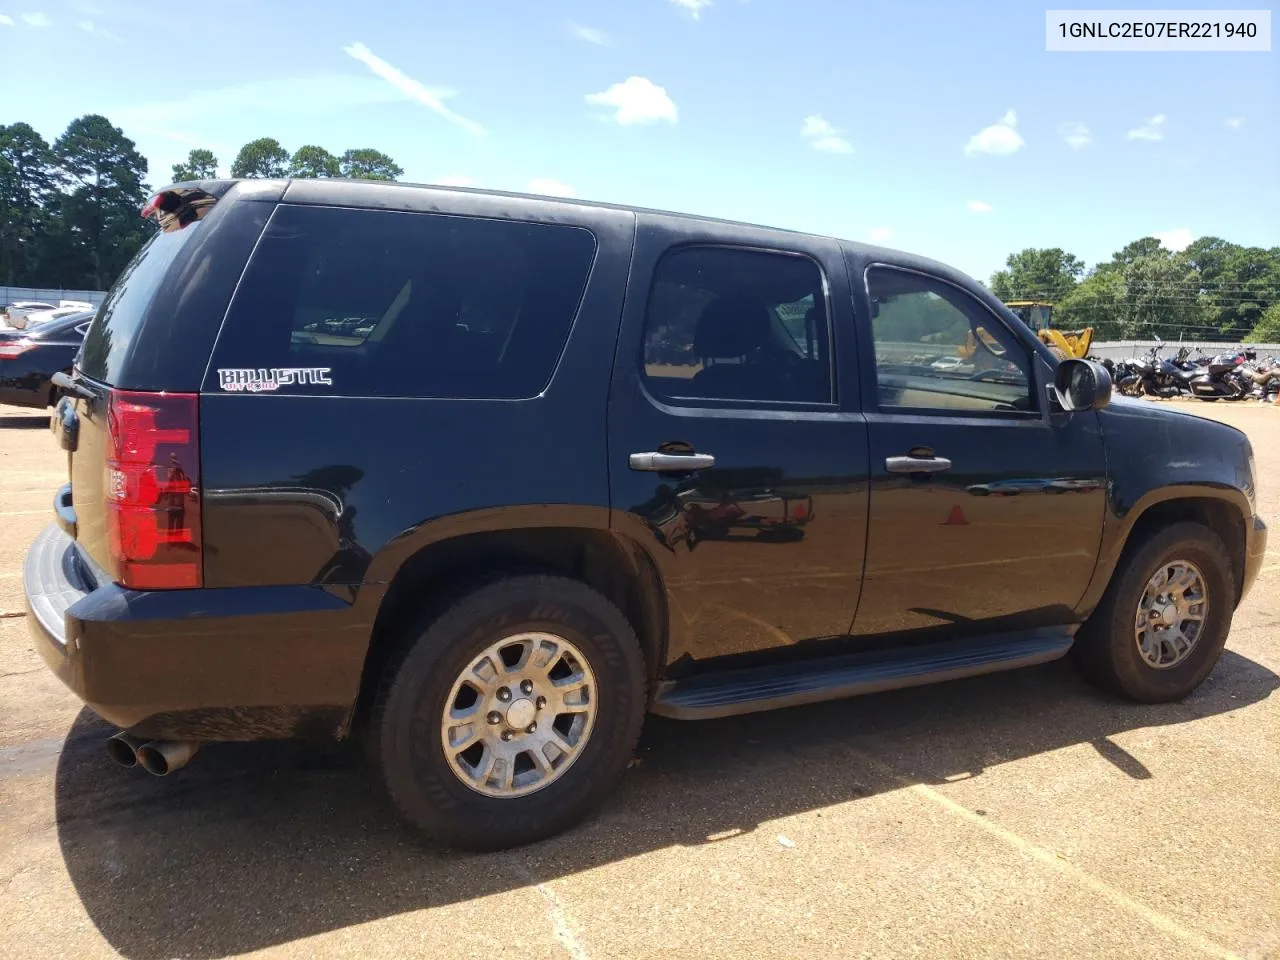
137 741 200 776
106 732 142 768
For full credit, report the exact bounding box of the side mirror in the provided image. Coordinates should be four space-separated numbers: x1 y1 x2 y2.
1054 358 1112 412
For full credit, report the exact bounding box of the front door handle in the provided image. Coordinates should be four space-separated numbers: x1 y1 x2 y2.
629 452 716 472
886 455 952 474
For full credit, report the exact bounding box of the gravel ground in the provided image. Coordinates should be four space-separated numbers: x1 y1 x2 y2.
1 398 1277 960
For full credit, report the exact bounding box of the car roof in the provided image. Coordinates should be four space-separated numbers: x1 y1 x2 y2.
171 177 969 283
27 310 95 338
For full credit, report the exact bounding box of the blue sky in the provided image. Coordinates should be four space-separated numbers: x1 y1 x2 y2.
1 0 1275 281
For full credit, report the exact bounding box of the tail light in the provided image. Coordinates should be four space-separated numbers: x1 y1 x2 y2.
0 339 35 359
105 390 202 589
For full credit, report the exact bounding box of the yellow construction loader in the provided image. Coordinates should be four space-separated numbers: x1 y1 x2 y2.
1003 300 1093 360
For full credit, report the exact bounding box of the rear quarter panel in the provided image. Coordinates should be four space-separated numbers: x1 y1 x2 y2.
198 192 638 627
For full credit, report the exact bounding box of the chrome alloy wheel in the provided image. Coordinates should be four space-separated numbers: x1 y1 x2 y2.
440 632 597 798
1134 560 1209 669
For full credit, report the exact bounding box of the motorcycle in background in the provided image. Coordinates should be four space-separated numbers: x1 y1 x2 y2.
1186 349 1252 401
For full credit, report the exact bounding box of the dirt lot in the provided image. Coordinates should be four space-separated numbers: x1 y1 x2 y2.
1 399 1277 960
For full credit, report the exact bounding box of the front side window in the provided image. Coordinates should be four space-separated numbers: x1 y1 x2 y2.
866 267 1033 414
209 206 596 399
642 246 832 405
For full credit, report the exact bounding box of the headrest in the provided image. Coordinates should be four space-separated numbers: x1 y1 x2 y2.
693 297 771 359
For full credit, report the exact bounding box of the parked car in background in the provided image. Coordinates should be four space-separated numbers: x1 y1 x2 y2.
0 310 94 408
2 301 57 329
10 301 95 331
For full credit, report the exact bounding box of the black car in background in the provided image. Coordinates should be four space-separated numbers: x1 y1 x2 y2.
0 310 94 409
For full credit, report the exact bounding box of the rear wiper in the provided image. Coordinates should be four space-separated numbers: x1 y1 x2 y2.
52 370 94 400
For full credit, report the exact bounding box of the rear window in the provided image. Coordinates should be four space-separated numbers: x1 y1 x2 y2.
207 205 597 399
78 225 194 383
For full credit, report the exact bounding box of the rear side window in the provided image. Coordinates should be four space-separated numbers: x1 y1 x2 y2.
642 245 832 405
208 205 597 399
78 225 194 383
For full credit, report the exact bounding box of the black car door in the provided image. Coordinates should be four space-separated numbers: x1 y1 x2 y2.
848 257 1107 640
608 216 870 675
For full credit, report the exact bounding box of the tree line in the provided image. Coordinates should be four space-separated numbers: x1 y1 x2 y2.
0 115 405 291
988 239 1280 343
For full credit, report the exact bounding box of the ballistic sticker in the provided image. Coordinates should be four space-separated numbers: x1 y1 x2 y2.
217 368 333 392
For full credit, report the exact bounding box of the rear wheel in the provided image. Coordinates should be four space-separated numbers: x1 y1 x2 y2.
1072 522 1234 702
369 575 646 850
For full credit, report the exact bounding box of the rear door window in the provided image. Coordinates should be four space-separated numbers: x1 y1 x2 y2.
207 205 597 399
641 245 833 405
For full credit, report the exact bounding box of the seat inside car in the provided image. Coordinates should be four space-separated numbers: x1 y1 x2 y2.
690 296 793 401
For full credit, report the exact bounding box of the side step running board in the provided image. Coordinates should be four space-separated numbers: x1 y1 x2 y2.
651 629 1075 720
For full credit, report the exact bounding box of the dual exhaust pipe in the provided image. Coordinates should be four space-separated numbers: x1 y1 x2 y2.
107 732 200 776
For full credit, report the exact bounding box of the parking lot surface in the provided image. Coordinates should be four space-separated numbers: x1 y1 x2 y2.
1 399 1277 960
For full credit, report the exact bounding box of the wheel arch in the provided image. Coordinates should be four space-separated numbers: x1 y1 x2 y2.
346 524 668 737
1082 486 1250 617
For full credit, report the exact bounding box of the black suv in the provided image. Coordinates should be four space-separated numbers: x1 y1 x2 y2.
25 179 1266 851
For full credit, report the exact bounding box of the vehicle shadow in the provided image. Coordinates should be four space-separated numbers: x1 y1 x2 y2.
0 414 49 429
55 649 1277 960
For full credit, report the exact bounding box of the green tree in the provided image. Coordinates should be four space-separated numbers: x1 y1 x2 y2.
1184 237 1280 340
289 145 340 178
171 148 218 182
988 248 1085 303
1057 240 1210 340
52 114 151 289
230 137 289 178
1245 303 1280 344
0 122 56 285
1055 269 1128 339
339 148 403 181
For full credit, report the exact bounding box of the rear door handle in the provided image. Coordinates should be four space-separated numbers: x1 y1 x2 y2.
629 452 716 472
886 455 952 474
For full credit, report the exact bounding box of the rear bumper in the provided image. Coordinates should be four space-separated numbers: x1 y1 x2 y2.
1241 514 1268 601
24 523 368 741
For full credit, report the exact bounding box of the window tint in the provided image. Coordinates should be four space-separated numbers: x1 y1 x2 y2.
642 246 832 404
209 206 596 399
79 224 197 383
866 267 1033 414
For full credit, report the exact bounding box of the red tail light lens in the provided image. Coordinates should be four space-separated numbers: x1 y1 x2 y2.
105 390 201 589
0 340 35 359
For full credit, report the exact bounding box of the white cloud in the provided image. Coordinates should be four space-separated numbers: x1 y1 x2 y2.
800 116 834 138
569 22 612 46
20 11 52 26
1058 121 1092 150
0 14 14 26
1127 114 1166 141
431 175 476 187
670 0 712 19
964 109 1024 156
868 227 892 243
527 178 576 198
967 200 993 213
1225 117 1244 130
343 41 485 136
585 76 678 125
810 136 853 154
1152 228 1193 252
800 114 853 154
77 19 121 41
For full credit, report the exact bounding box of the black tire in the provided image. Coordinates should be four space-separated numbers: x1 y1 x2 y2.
1199 397 1220 402
370 574 647 851
1071 522 1234 702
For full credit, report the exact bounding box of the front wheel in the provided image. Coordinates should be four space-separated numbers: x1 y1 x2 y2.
1071 522 1234 702
369 575 647 851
